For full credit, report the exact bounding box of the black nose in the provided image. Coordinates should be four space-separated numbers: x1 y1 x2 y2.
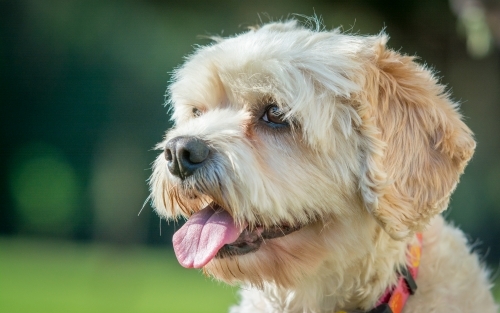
164 136 210 179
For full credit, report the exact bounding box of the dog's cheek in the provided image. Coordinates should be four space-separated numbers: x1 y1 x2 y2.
251 128 361 222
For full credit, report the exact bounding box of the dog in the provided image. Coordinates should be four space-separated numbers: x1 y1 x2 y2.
150 20 498 313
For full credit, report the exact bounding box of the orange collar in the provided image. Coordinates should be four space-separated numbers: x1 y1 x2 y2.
370 232 423 313
337 233 423 313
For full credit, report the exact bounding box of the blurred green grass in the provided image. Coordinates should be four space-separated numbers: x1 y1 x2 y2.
496 281 500 304
0 237 499 313
0 238 238 313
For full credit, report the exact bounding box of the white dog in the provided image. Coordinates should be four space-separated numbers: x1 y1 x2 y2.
150 20 498 313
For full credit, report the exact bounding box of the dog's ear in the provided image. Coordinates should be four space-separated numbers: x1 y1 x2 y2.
357 37 476 239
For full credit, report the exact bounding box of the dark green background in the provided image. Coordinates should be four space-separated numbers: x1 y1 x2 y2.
1 0 499 312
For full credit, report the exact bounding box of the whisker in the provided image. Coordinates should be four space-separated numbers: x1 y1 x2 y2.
277 225 286 236
138 194 152 216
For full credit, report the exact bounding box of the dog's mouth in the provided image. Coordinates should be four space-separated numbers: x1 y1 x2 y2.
172 203 301 268
216 218 300 259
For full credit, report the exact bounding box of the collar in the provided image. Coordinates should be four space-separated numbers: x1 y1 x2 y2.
337 233 423 313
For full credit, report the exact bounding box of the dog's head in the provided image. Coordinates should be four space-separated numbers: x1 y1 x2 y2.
150 21 475 288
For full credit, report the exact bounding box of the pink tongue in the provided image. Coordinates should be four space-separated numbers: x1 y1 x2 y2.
172 205 243 268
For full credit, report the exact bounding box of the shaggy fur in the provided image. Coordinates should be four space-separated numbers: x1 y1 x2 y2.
150 20 498 312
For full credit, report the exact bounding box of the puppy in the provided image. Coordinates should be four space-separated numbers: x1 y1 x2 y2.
150 20 498 313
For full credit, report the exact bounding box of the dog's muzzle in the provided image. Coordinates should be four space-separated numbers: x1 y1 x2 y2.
164 136 210 179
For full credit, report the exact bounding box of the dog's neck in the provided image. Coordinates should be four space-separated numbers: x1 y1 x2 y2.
254 217 410 313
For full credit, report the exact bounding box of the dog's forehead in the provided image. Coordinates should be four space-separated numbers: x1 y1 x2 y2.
169 22 373 120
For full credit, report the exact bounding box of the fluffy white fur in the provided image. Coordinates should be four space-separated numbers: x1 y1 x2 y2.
150 20 498 312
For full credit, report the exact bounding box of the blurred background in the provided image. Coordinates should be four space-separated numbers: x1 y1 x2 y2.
1 0 499 312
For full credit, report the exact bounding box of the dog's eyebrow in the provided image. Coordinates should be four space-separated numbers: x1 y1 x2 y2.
256 96 289 110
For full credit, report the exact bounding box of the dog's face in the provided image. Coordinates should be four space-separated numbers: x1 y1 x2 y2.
150 21 475 288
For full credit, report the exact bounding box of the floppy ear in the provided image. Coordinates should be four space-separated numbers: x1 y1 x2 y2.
357 37 476 239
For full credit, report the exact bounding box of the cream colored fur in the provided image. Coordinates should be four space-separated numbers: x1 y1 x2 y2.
150 20 498 312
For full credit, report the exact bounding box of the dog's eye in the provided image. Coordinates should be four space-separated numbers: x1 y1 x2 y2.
262 105 287 126
192 107 202 117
